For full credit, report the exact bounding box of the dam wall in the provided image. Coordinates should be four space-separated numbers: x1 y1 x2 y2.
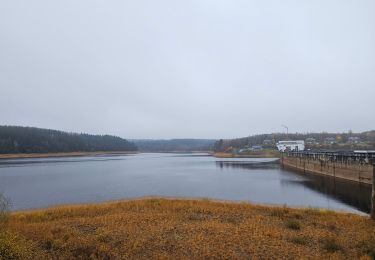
281 151 374 185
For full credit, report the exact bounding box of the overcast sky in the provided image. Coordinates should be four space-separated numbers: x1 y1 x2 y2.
0 1 374 139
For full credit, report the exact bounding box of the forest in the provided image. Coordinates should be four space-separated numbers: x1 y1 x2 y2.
132 139 215 152
0 126 137 153
2 125 374 154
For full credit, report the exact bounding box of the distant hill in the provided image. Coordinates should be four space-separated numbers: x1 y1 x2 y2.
213 131 375 152
132 139 215 152
0 126 137 154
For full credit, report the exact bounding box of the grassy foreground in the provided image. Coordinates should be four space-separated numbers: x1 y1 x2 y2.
1 199 375 259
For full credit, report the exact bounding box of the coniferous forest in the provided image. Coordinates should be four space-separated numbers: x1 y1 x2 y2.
132 139 215 152
0 126 137 153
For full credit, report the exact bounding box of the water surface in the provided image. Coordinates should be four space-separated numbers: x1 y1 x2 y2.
0 153 371 213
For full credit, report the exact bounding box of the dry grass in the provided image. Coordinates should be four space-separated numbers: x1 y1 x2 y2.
1 198 375 259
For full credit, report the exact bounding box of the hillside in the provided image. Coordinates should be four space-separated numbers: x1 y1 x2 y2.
0 126 137 154
132 139 215 152
214 131 375 152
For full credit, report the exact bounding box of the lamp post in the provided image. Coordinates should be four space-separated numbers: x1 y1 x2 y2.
371 164 375 220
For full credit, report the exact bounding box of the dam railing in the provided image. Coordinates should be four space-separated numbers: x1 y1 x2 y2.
283 150 375 165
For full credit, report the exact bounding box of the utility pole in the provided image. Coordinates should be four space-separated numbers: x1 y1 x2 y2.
371 164 375 220
282 125 289 138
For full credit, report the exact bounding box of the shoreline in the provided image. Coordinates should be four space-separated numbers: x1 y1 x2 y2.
0 151 137 160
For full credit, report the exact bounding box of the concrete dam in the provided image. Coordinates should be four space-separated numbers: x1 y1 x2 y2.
280 151 374 185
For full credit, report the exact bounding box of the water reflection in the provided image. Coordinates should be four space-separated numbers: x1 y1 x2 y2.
217 161 372 213
0 156 127 167
216 161 280 170
281 174 372 213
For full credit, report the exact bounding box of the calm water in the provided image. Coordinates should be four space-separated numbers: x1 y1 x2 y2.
0 153 371 213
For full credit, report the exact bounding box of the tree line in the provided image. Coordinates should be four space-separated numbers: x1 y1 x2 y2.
0 126 137 154
213 131 375 152
132 139 215 152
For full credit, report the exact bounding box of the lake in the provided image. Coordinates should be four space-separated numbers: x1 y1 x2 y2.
0 153 371 213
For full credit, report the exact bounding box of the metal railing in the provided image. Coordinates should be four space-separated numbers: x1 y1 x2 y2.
283 150 375 165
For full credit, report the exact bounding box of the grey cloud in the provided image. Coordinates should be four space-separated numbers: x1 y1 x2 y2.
0 0 374 138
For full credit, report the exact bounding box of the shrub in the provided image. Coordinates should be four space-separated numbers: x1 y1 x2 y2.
322 237 341 252
367 247 375 259
290 236 308 246
285 219 301 230
0 193 11 227
358 239 375 259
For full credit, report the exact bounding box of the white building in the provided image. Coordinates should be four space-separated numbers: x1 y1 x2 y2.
276 140 305 152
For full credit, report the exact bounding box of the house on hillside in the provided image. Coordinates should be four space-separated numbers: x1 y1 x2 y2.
348 137 361 144
305 137 316 145
276 140 305 152
324 137 336 144
251 145 263 151
263 139 273 147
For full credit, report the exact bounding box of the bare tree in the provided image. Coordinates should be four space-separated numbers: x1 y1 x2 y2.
0 193 11 227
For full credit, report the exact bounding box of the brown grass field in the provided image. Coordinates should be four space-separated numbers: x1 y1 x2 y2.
1 198 375 259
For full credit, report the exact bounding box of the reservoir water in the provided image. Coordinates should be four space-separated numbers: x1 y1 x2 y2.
0 153 371 213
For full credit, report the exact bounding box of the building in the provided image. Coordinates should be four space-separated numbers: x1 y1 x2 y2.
251 145 263 151
348 137 361 144
305 137 316 144
263 139 273 146
324 137 336 144
238 148 251 153
276 140 305 152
